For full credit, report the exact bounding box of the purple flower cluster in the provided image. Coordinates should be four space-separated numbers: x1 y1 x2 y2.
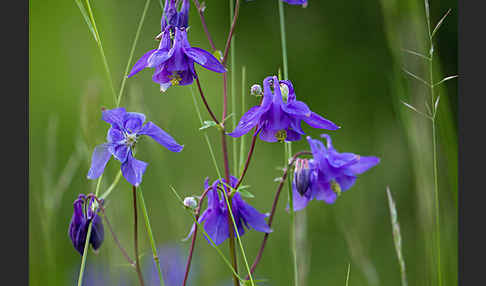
68 194 104 255
87 107 183 186
128 0 226 92
229 76 339 142
292 134 380 211
187 176 272 245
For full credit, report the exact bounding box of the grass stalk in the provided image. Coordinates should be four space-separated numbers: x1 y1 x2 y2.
116 0 152 107
138 187 166 286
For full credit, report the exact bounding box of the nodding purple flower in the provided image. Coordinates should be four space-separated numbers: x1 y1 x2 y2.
228 76 339 142
128 0 226 92
186 176 272 245
68 194 104 255
294 158 311 196
161 0 190 30
282 0 308 7
87 107 183 186
292 134 380 211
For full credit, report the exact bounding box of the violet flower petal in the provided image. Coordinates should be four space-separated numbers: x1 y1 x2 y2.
121 153 148 186
87 143 112 180
139 122 184 152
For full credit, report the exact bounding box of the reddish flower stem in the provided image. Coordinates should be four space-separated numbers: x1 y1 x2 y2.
191 0 216 51
234 127 259 190
182 186 212 286
195 75 220 125
222 0 240 65
88 194 135 267
246 151 312 278
132 186 145 286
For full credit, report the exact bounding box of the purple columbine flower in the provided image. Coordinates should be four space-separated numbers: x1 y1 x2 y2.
186 176 272 245
68 194 104 255
228 76 339 142
292 134 380 211
87 107 183 186
128 0 226 92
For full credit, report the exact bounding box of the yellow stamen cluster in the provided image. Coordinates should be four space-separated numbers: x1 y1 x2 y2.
169 72 182 86
331 180 342 196
276 130 287 143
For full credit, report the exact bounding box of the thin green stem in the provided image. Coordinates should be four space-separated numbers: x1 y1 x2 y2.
189 86 223 179
191 215 244 281
278 2 297 284
424 0 442 284
84 0 117 103
138 187 166 286
99 170 122 200
278 0 289 80
221 190 256 286
285 143 298 286
238 66 247 173
429 59 442 286
116 0 152 107
77 175 103 286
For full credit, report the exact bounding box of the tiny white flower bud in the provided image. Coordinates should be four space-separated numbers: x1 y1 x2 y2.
250 84 263 97
183 197 198 209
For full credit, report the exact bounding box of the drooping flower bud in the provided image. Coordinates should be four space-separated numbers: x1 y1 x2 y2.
183 196 198 210
68 194 105 255
250 84 263 97
293 158 311 196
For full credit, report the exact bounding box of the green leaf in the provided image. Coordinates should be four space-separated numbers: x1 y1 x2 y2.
74 0 98 42
237 187 255 199
431 9 452 38
199 120 218 130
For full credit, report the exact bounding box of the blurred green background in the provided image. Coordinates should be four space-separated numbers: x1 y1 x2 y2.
29 0 457 285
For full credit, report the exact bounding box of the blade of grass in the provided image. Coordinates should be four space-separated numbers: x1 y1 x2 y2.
386 187 408 286
83 0 117 103
116 0 152 107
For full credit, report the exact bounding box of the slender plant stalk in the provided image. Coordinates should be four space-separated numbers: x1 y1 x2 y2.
247 151 312 277
285 142 298 286
77 175 103 286
132 186 146 286
138 187 166 286
278 0 289 80
278 2 298 285
238 66 247 173
182 186 210 286
386 187 408 286
195 75 220 125
84 0 117 103
220 1 242 282
423 1 442 285
230 0 238 176
189 86 223 179
116 0 152 107
99 170 122 200
221 189 256 286
234 129 258 190
192 0 216 51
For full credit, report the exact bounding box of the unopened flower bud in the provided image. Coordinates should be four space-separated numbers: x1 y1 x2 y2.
293 158 311 196
183 197 198 210
250 84 263 97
